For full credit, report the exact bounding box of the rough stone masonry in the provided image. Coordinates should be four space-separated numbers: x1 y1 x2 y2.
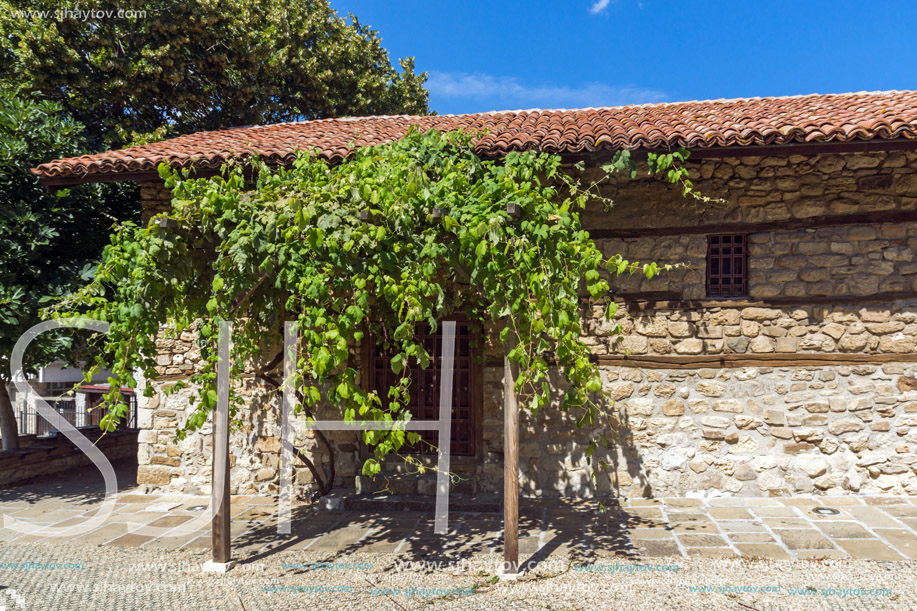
135 149 917 499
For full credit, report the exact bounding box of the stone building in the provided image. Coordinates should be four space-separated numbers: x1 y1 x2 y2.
33 91 917 499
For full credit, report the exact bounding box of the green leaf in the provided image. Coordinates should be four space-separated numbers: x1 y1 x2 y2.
390 353 404 374
361 459 381 476
100 413 117 432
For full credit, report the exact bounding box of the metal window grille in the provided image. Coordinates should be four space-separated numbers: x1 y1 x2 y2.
706 234 748 298
370 322 476 456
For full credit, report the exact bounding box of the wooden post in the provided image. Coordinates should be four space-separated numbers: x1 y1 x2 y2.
212 320 232 565
503 352 519 575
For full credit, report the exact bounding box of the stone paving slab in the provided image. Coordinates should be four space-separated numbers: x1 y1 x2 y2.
4 492 917 563
4 464 917 563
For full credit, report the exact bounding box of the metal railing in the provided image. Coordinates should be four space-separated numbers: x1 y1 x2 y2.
16 387 137 437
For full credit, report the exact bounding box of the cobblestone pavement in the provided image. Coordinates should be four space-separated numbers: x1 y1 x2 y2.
0 539 914 611
0 465 916 609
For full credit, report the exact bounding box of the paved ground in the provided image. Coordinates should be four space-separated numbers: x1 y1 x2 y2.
3 463 917 561
0 463 916 609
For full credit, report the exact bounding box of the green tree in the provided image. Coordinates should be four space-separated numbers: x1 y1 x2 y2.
0 89 137 449
0 0 429 451
1 0 430 148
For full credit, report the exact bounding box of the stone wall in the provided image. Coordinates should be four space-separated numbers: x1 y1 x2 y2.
139 150 917 234
598 234 708 298
581 150 917 232
363 354 917 499
595 362 917 497
587 302 917 357
137 354 917 499
599 222 917 300
134 149 917 499
0 429 138 487
747 224 916 298
137 330 362 496
138 182 173 225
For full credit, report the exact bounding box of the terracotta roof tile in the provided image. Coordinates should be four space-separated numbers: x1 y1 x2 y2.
32 90 917 183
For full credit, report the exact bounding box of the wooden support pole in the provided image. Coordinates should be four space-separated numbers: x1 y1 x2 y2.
503 352 519 575
212 321 232 565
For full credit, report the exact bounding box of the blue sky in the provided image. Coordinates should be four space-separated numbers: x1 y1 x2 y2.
330 0 917 115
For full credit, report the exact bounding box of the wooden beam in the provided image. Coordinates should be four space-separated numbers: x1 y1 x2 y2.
588 209 917 240
503 350 519 575
614 291 917 310
37 170 167 187
594 353 917 369
679 139 917 160
557 138 917 165
610 291 683 302
486 352 917 369
36 162 271 189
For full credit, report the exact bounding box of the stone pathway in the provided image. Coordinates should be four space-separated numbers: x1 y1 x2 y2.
2 465 917 561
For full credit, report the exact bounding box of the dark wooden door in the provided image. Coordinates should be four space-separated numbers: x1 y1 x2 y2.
369 322 477 456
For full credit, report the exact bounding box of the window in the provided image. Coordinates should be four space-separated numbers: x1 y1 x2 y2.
706 234 747 298
366 322 479 456
44 381 76 395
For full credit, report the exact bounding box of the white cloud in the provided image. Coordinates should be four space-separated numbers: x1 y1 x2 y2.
589 0 612 14
426 71 667 112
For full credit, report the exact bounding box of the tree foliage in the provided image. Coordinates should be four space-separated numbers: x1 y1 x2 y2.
0 0 430 148
0 88 137 376
0 88 137 447
55 129 690 491
0 0 428 452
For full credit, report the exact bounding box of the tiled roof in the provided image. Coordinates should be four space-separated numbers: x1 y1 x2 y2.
33 91 917 183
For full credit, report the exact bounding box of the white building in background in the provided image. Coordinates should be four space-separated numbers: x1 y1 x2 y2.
8 363 129 438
